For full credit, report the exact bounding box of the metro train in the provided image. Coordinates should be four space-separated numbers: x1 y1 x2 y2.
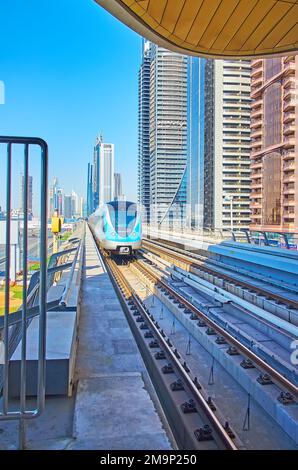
89 200 142 255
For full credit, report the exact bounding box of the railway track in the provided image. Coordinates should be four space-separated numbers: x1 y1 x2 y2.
88 223 297 447
142 238 298 313
132 257 298 399
101 253 239 450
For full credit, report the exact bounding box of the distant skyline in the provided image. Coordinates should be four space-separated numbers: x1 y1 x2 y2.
0 0 141 212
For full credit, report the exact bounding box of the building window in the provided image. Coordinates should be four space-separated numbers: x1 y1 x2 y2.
263 82 281 147
263 152 281 226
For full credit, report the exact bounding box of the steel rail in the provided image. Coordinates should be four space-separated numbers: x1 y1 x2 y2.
134 259 298 398
143 245 296 344
103 256 238 450
142 239 298 312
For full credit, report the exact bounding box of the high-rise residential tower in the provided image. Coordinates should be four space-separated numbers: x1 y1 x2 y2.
138 39 151 220
250 56 298 232
93 135 114 208
79 197 85 218
204 60 251 231
149 44 188 224
20 174 33 217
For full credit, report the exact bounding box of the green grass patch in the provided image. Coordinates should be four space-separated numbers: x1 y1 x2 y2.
12 285 23 299
29 262 40 271
59 231 72 241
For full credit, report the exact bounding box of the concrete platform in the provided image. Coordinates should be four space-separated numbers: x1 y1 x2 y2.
70 374 170 450
70 226 172 450
0 395 75 450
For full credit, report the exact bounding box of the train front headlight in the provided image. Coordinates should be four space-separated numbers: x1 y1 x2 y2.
132 231 137 237
111 230 116 237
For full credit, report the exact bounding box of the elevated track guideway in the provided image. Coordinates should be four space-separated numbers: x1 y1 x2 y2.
133 257 298 400
104 256 238 450
90 224 298 447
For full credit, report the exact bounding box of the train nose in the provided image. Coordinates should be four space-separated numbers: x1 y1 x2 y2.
119 246 131 254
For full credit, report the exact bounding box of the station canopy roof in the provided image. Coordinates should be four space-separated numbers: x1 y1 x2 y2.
95 0 298 58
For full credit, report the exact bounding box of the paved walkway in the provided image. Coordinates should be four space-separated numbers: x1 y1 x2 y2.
69 227 171 450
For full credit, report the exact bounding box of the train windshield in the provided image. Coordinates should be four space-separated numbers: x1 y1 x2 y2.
107 201 137 236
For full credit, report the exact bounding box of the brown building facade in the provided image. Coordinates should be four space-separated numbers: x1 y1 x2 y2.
250 56 298 233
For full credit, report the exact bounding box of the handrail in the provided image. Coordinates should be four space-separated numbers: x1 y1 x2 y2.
0 262 74 330
144 224 298 250
0 136 48 435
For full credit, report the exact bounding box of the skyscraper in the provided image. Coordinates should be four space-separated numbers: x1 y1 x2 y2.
64 194 72 219
204 60 251 231
187 57 205 228
49 177 57 216
114 173 123 200
93 135 114 208
20 174 33 217
138 39 151 220
49 177 63 217
148 44 188 224
63 191 79 219
250 55 298 232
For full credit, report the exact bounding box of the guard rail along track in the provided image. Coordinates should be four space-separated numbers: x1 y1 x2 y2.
89 228 239 450
104 255 238 450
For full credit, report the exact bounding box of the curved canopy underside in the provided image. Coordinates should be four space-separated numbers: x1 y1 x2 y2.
95 0 298 58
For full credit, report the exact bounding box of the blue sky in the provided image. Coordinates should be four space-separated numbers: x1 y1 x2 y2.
0 0 141 210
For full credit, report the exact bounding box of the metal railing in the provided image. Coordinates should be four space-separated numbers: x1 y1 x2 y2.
143 224 232 244
231 229 298 250
0 216 84 448
144 223 298 251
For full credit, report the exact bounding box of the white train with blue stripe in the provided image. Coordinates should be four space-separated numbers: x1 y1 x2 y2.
89 200 142 255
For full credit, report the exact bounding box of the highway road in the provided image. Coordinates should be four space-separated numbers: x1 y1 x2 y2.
0 231 53 274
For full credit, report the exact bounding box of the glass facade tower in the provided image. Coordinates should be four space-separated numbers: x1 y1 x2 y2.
138 41 188 226
93 136 114 208
114 172 123 200
87 162 93 216
138 39 151 221
149 44 188 224
187 57 205 228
